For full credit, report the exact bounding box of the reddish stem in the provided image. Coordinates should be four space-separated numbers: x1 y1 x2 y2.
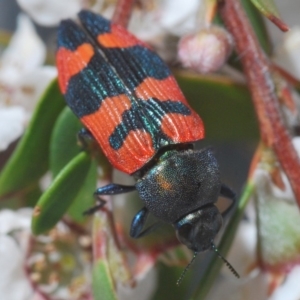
219 0 300 206
272 64 300 88
268 15 289 32
112 0 136 27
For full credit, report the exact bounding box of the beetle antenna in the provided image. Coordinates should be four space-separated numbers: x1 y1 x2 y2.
176 251 198 286
211 242 240 278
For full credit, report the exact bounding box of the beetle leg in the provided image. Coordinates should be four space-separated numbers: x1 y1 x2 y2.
219 184 236 218
130 207 149 238
130 207 161 238
83 197 106 215
95 184 136 195
83 184 136 215
77 128 94 149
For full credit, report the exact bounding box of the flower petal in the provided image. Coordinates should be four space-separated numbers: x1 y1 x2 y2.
17 0 83 26
12 66 57 112
0 235 33 300
159 0 204 35
274 27 300 80
0 14 45 85
0 106 26 151
0 209 32 234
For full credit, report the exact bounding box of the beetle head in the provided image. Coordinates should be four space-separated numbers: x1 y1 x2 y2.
174 204 222 252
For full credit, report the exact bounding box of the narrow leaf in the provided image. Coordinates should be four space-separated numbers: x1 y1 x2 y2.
152 262 193 300
240 0 272 55
92 261 118 300
50 107 82 177
31 152 91 234
92 212 131 300
0 78 65 198
250 0 288 31
67 160 97 223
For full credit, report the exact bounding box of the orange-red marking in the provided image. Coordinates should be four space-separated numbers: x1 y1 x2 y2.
97 24 149 49
160 113 204 143
81 94 155 173
134 76 187 102
114 130 155 174
56 43 94 94
81 93 132 141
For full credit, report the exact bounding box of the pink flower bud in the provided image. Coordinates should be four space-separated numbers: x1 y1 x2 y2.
178 26 234 74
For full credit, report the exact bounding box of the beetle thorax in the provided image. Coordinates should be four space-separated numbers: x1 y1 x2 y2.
135 148 221 223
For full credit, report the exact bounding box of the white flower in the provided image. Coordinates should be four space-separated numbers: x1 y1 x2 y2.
17 0 205 34
17 0 84 26
274 27 300 80
0 209 34 300
0 107 25 150
130 0 205 39
16 0 206 52
129 0 206 41
17 0 103 26
0 14 56 151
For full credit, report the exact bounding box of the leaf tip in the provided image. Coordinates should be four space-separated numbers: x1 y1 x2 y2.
268 15 289 32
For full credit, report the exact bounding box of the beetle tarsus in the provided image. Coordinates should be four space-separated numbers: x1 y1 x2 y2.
77 128 94 149
95 183 136 195
83 198 106 215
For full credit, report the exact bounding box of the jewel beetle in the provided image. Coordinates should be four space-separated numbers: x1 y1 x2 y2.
56 10 238 280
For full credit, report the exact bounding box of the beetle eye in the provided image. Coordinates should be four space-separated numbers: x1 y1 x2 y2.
175 223 193 248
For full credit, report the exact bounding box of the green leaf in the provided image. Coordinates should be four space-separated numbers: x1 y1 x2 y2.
176 73 259 141
152 262 193 300
0 78 65 198
92 261 118 300
240 0 272 55
0 182 42 210
31 152 91 234
250 0 288 31
67 160 97 223
24 184 43 208
50 107 82 177
92 212 131 300
49 107 100 222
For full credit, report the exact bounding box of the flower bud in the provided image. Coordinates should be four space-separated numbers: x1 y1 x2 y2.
178 26 234 74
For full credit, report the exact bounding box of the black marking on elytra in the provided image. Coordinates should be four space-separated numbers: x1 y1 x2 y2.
79 10 111 36
57 20 90 51
77 11 171 90
103 46 171 90
109 98 191 150
65 54 127 118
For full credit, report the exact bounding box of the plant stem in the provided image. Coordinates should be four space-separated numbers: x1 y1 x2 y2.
219 0 300 207
112 0 136 27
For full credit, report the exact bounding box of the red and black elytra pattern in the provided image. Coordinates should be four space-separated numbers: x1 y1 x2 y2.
56 10 205 175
